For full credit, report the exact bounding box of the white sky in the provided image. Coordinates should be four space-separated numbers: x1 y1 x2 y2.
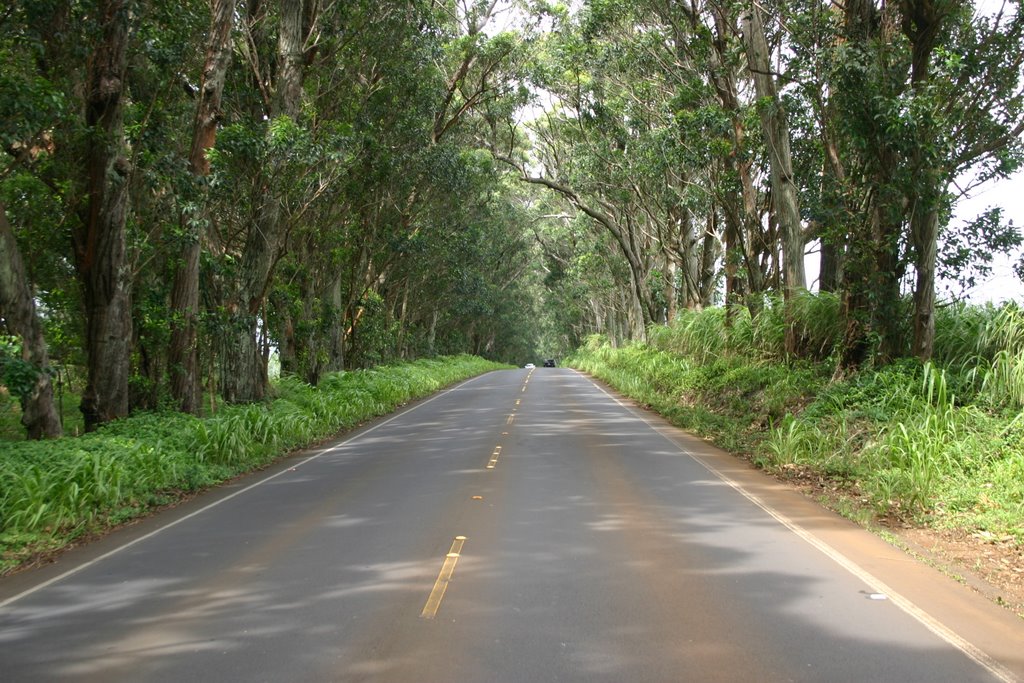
945 175 1024 304
805 173 1024 304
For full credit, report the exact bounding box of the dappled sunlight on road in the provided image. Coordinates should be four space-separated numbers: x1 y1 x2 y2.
0 368 1015 682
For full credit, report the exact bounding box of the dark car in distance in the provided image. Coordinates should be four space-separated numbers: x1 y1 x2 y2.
543 359 556 367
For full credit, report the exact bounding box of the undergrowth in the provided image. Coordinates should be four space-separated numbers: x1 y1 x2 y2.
0 355 505 573
570 300 1024 543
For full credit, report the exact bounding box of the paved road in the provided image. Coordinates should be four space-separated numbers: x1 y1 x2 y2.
1 368 1021 682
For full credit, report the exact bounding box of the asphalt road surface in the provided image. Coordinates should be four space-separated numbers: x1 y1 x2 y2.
1 368 1021 682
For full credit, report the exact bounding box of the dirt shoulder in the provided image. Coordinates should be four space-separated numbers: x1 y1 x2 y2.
887 526 1024 618
777 465 1024 620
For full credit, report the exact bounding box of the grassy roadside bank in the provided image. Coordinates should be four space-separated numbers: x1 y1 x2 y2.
572 339 1024 538
568 303 1024 610
0 355 507 574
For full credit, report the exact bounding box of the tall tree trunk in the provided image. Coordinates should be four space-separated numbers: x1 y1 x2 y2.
817 119 849 295
427 309 439 356
818 239 843 293
911 186 940 360
326 274 345 372
699 211 721 308
662 255 677 323
837 213 881 373
835 0 908 370
838 196 904 372
708 5 765 319
0 203 62 438
272 290 298 375
222 0 307 402
873 192 908 362
722 197 742 324
742 4 806 355
74 0 131 431
902 0 951 361
170 0 235 414
671 205 700 311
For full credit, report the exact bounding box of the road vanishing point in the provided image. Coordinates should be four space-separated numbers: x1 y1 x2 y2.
1 368 1022 682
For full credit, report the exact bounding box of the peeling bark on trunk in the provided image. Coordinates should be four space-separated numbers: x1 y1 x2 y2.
0 203 62 438
902 0 950 362
170 0 235 414
663 256 677 323
742 4 806 355
818 239 843 293
708 6 765 320
222 0 307 403
911 192 940 360
74 0 132 431
699 211 721 308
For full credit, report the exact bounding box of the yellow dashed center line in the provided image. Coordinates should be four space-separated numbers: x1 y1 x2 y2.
486 445 502 469
421 536 467 619
422 374 534 620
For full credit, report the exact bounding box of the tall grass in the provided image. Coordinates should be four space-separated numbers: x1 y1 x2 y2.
572 296 1024 540
933 303 1024 409
0 355 505 571
973 306 1024 409
648 291 843 363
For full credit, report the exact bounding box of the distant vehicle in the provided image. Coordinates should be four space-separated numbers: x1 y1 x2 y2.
543 359 556 367
524 363 536 369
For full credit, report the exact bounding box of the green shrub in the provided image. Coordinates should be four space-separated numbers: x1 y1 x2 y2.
0 355 505 573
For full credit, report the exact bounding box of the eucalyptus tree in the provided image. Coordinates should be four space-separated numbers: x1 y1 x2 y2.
494 3 690 335
6 0 138 430
514 0 798 339
168 0 235 414
0 202 62 438
787 0 1024 369
2 0 214 426
0 7 67 437
393 177 543 361
68 0 133 429
258 0 534 381
641 0 773 314
898 0 1024 360
210 0 314 403
740 1 806 353
778 0 854 295
531 204 638 349
259 0 433 384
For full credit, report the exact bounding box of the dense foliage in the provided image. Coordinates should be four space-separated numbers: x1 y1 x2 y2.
0 1 549 438
502 1 1023 358
2 1 1023 440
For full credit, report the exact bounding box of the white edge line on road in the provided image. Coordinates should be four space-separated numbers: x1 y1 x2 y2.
576 370 1017 683
0 372 493 611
